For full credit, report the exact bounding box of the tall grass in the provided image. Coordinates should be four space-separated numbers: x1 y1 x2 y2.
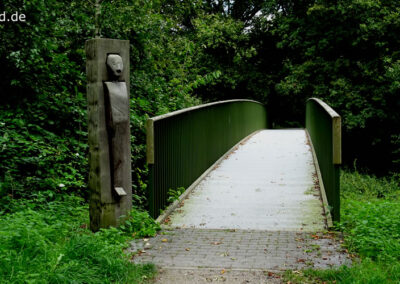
0 195 158 283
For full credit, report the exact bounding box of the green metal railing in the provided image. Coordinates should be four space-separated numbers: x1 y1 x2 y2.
306 98 341 222
146 100 268 218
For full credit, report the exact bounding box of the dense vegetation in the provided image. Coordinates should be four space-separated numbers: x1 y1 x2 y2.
1 0 399 204
0 0 399 283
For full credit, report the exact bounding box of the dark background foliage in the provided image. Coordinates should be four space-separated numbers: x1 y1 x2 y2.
1 0 399 210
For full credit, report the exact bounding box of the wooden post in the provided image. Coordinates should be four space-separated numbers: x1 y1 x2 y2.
85 38 131 231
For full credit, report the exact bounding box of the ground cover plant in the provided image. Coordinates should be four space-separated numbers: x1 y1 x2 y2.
284 170 400 283
0 195 159 283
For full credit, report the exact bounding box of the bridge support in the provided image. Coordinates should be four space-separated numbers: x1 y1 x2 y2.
86 38 132 231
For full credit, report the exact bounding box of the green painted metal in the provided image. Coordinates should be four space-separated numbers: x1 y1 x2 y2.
306 98 341 222
146 100 268 218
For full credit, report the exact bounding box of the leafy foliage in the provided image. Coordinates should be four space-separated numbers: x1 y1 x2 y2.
2 0 399 208
339 171 400 261
0 0 91 204
119 208 160 238
255 0 400 171
167 187 186 204
341 167 400 200
0 113 88 202
340 200 400 260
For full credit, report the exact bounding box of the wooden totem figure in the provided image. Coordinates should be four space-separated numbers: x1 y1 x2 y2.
86 39 132 231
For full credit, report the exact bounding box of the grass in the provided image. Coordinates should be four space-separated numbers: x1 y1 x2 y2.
284 260 400 284
284 170 400 283
0 195 159 283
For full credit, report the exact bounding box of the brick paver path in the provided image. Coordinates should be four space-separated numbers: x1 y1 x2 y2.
129 228 350 283
130 229 348 270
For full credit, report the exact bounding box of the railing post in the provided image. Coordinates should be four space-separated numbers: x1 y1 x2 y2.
306 98 341 223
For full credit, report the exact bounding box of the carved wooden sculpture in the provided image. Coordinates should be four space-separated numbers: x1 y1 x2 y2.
104 54 130 198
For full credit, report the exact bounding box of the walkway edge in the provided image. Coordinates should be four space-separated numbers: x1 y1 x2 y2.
156 130 263 225
306 129 334 228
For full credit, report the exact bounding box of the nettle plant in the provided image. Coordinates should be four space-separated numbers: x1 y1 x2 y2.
167 187 186 204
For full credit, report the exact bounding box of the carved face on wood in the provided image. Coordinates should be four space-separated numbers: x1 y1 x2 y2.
106 54 124 79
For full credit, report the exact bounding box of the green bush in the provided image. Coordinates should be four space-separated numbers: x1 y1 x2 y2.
338 171 400 264
119 208 161 238
341 169 400 200
340 200 400 261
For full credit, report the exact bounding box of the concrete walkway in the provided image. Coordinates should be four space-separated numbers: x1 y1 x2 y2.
130 130 350 283
167 129 325 231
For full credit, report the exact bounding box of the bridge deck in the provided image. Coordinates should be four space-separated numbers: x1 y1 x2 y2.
167 129 326 231
130 130 349 275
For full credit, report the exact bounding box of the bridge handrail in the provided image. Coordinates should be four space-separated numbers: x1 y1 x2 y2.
308 98 341 164
306 98 341 222
146 99 263 164
146 99 267 217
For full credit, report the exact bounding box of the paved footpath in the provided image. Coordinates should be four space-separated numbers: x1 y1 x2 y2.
129 130 350 283
129 229 349 283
